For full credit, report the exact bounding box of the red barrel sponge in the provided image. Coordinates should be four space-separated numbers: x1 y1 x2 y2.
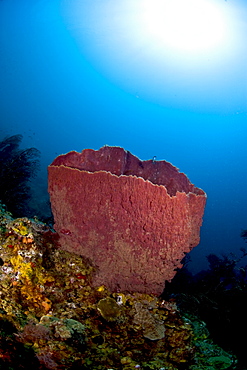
48 146 206 295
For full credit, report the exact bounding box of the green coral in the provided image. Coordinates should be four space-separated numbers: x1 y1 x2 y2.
189 316 236 369
208 355 234 369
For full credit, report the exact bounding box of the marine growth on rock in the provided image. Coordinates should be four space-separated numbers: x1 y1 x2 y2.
0 203 235 369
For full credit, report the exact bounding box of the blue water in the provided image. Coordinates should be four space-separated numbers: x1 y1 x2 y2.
0 0 247 273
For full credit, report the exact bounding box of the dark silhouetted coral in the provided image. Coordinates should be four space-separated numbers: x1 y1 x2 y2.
0 134 40 217
163 248 247 368
241 229 247 242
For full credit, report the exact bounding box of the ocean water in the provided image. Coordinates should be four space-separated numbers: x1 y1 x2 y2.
0 0 247 274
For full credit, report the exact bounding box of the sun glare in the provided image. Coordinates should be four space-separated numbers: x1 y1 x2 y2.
63 0 244 112
142 0 226 52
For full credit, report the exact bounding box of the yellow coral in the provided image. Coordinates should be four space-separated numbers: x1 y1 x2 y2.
7 245 55 316
20 282 52 315
97 285 106 292
10 255 33 281
12 222 28 236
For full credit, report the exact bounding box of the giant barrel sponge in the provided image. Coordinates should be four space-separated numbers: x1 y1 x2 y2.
48 146 206 295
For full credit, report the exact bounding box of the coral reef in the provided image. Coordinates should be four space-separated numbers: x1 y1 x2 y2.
0 204 235 369
48 146 206 295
